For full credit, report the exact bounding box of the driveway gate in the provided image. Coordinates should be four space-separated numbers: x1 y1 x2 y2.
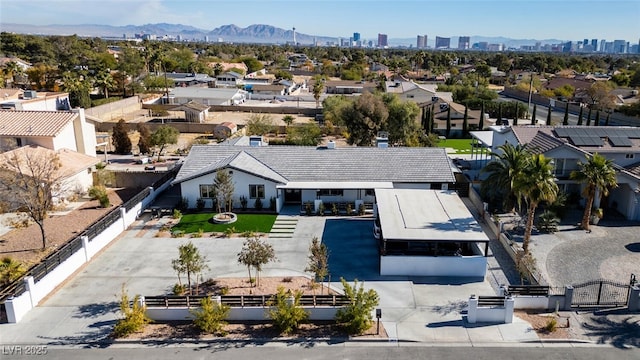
571 278 632 307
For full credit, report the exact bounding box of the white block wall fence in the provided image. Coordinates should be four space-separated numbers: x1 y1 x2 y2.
3 172 175 323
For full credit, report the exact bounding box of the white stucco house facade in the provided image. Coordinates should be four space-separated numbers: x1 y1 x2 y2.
171 141 457 213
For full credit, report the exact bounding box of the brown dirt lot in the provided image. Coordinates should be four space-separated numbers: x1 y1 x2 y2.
514 310 571 339
0 188 139 267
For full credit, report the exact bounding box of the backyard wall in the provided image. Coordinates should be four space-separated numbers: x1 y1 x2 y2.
145 306 340 322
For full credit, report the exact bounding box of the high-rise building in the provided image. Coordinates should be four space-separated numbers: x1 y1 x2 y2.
435 36 450 49
417 35 427 49
353 32 361 42
378 33 388 47
591 39 598 51
613 39 626 53
458 36 470 50
600 39 606 52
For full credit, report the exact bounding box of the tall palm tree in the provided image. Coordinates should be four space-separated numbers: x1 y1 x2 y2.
94 70 115 99
513 154 558 254
570 153 618 231
312 79 324 109
481 143 529 212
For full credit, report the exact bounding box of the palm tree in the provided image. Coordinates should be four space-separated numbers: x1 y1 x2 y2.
94 70 115 99
481 143 529 213
312 78 324 108
0 257 25 285
569 153 618 231
513 154 558 254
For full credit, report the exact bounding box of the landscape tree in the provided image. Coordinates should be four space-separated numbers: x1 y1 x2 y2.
563 102 569 125
237 234 276 287
305 236 329 294
111 119 132 154
513 154 558 255
342 92 389 146
150 125 179 161
171 241 208 295
190 297 230 335
382 94 421 146
335 278 380 335
113 285 150 338
546 105 552 125
136 122 152 154
282 115 294 127
478 102 485 130
61 71 91 108
594 110 600 126
577 106 584 126
586 107 592 126
480 143 529 212
312 77 324 108
0 150 66 249
213 169 234 213
513 102 519 126
245 114 275 135
570 153 618 231
322 95 351 127
530 104 537 125
462 105 469 135
286 123 322 146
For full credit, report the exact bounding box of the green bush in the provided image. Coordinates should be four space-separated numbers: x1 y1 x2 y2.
304 202 313 216
172 209 182 219
191 297 230 335
267 287 309 335
240 196 248 210
358 204 366 216
544 317 558 332
335 278 379 335
331 203 339 215
112 286 151 338
196 198 205 212
254 198 263 210
173 283 186 295
88 185 110 208
269 197 276 211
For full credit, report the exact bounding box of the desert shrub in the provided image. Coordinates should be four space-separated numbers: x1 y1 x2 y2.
88 185 110 208
267 287 309 335
172 230 185 238
113 286 151 338
335 278 379 335
544 317 558 332
254 198 263 210
317 203 325 216
159 224 172 232
224 227 236 238
346 203 353 215
358 203 365 216
536 210 559 233
191 297 230 335
304 202 313 216
196 198 205 212
192 228 204 238
282 276 293 283
172 209 182 219
173 283 186 295
219 286 229 295
331 203 339 215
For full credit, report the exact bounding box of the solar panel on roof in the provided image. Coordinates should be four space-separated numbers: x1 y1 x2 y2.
555 128 570 137
609 136 633 147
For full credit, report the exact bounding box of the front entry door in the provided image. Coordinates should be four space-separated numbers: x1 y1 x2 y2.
284 189 302 203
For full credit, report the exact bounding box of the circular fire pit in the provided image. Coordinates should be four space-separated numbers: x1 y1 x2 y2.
212 212 237 224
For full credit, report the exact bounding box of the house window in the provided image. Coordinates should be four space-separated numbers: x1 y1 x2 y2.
553 158 566 176
626 154 635 159
200 184 215 198
318 189 343 196
249 184 265 199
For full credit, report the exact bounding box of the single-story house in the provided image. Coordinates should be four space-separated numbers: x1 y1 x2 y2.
215 71 244 87
246 84 286 97
164 72 215 87
0 109 97 156
171 101 209 123
319 80 378 95
167 87 247 106
374 188 489 277
214 122 238 139
172 142 457 212
0 89 71 111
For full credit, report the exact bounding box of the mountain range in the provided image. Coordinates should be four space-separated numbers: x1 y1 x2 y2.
2 22 563 48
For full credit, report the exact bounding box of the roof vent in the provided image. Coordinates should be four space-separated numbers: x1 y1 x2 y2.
249 135 263 147
327 140 336 149
23 90 37 99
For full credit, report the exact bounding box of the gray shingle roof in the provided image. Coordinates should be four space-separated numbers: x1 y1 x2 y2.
173 145 455 185
525 131 565 154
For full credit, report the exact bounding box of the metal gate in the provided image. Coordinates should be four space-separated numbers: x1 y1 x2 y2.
571 278 632 307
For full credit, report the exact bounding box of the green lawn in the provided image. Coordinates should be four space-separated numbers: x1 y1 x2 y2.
172 213 277 234
438 139 473 154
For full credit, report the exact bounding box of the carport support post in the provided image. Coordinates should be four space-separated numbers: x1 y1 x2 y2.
628 286 640 312
81 235 90 262
563 285 574 311
24 276 36 308
504 297 514 324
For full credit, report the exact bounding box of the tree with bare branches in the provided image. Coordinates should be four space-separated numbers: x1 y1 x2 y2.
0 148 68 249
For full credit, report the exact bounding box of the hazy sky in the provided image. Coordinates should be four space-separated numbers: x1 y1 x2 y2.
1 0 638 41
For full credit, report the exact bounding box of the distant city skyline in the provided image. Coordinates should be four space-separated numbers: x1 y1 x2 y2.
1 0 638 42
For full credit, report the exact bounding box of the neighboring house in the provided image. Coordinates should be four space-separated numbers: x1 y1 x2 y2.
431 101 481 136
172 141 456 212
477 125 640 220
208 62 249 74
164 72 215 87
0 109 97 156
385 81 437 103
214 122 238 139
375 188 489 277
321 80 378 95
247 84 286 97
0 89 71 111
171 101 209 123
0 56 32 71
215 71 244 87
0 145 99 204
168 87 247 106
